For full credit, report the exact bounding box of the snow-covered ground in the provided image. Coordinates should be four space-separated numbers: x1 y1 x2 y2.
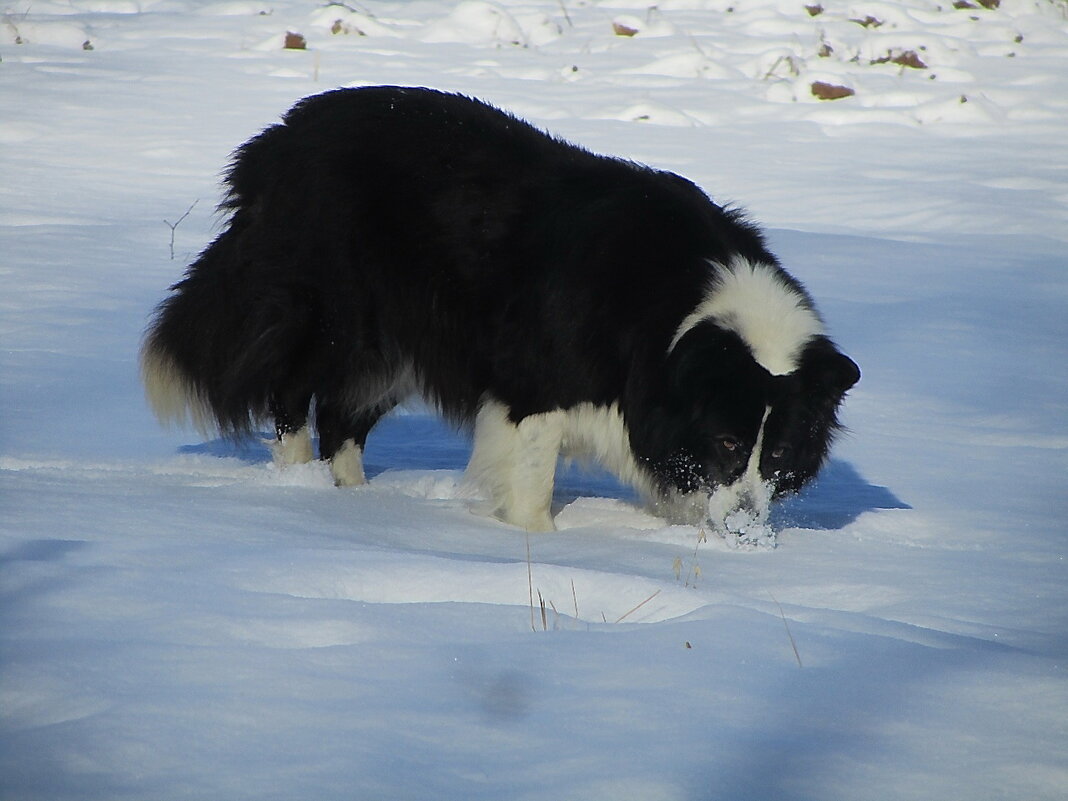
2 1 1067 798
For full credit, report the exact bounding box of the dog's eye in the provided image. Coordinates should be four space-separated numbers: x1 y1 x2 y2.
770 444 792 460
719 437 739 453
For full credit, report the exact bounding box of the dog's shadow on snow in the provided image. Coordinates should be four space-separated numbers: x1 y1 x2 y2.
179 415 909 531
770 460 910 530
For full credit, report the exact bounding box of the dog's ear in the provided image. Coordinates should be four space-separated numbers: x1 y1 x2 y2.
800 337 860 398
669 321 759 395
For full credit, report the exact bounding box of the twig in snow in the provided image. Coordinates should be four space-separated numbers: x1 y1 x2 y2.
557 0 573 28
763 54 800 81
322 1 376 18
687 33 710 59
164 199 198 260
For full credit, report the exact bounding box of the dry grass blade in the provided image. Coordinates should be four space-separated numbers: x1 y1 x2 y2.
769 592 802 668
549 599 561 630
526 536 535 632
614 589 661 624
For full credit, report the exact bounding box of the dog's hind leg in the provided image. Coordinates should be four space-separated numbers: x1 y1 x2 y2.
317 397 396 487
268 394 313 465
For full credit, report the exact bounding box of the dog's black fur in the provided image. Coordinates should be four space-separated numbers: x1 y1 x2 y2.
142 86 858 528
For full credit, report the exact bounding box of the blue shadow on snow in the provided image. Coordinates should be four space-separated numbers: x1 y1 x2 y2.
178 414 909 530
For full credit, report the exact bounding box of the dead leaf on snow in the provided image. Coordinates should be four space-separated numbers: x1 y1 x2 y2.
284 31 307 50
811 81 855 100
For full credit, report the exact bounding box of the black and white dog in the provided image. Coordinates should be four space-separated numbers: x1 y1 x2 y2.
142 86 859 533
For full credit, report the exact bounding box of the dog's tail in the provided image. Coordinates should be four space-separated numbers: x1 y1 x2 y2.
142 119 325 437
140 215 318 438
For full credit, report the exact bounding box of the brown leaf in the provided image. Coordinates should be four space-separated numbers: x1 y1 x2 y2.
612 22 639 37
284 31 307 50
873 49 928 69
850 15 883 28
811 81 855 101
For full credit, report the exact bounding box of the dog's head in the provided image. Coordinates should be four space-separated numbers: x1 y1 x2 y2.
636 259 859 530
652 324 858 493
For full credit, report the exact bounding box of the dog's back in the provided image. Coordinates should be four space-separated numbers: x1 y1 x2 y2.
143 87 758 437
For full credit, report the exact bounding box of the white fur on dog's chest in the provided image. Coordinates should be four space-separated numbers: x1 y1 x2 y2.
466 400 653 531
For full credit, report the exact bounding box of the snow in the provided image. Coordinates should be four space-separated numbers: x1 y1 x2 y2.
2 0 1067 798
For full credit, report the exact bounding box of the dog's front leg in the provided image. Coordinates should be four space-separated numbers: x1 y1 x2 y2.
468 402 563 532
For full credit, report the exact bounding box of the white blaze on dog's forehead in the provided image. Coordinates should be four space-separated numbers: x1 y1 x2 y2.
670 258 824 375
745 404 771 482
708 406 777 547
